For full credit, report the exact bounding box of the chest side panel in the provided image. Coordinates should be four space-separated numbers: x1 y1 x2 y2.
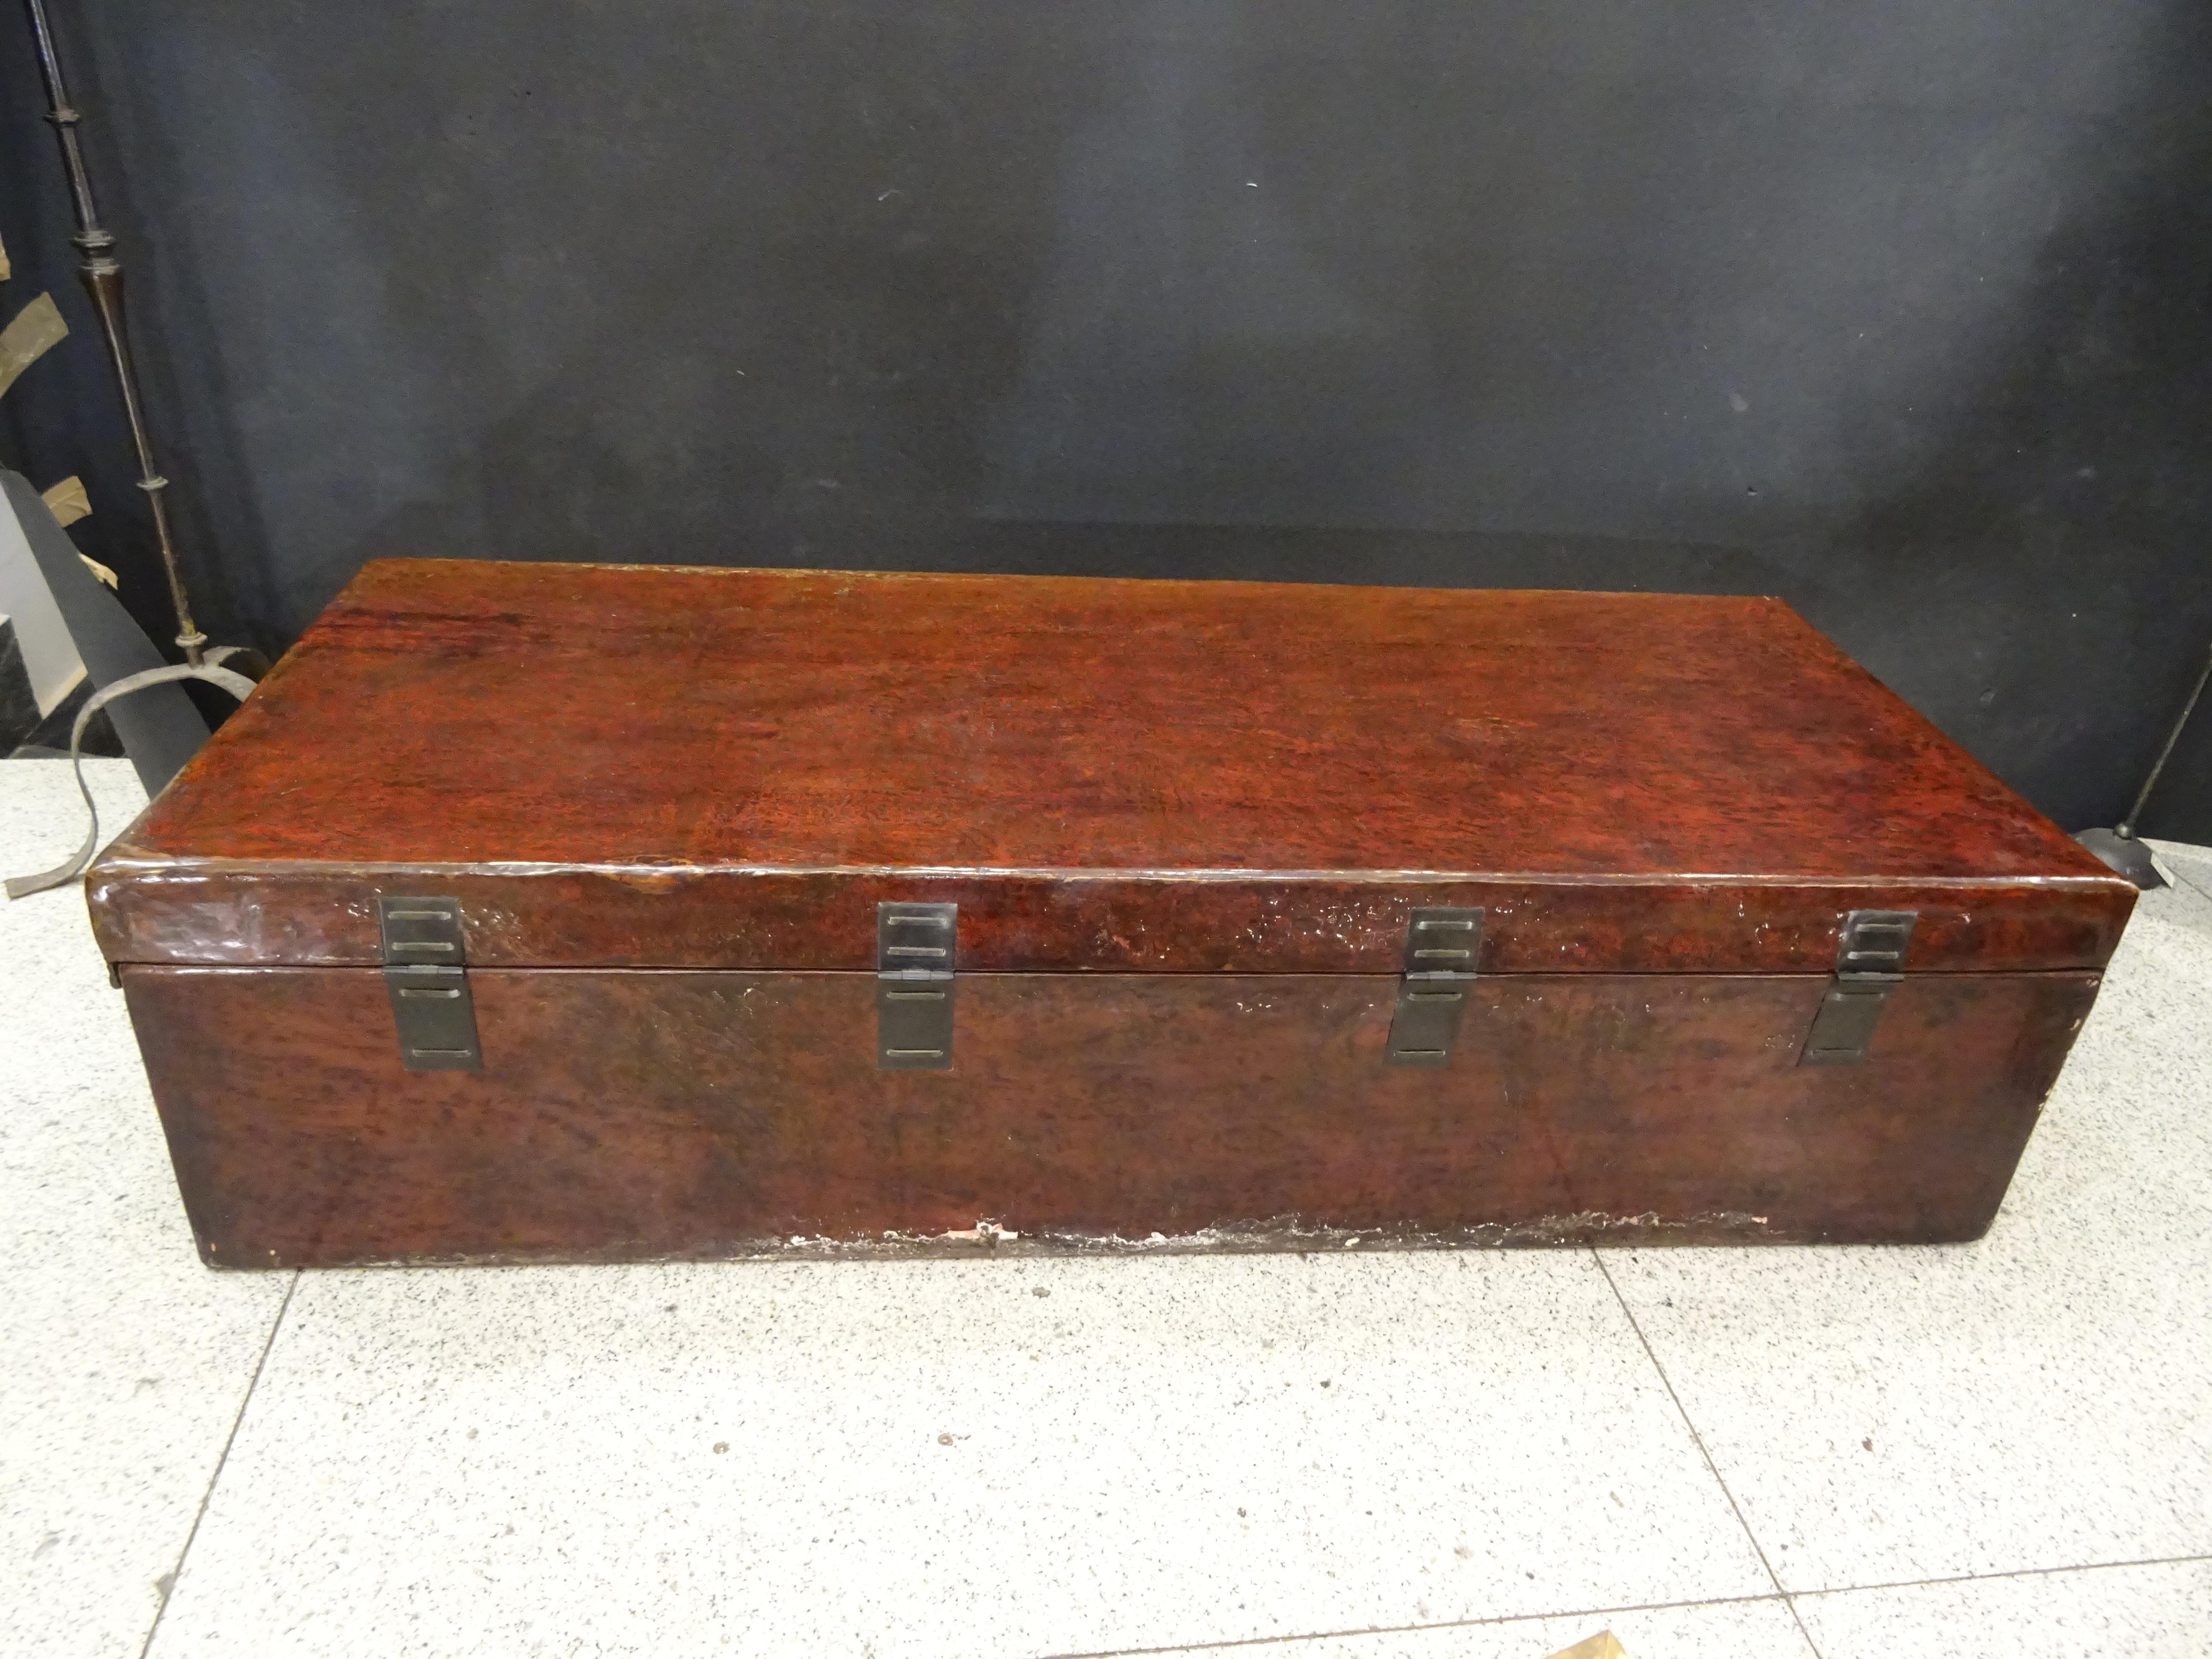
124 964 2101 1266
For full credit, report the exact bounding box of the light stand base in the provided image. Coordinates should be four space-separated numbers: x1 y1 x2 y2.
2074 827 2167 891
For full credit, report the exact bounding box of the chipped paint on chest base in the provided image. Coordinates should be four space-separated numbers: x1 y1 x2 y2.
258 1211 1793 1271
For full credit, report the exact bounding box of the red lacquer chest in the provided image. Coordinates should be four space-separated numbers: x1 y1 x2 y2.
87 561 2133 1265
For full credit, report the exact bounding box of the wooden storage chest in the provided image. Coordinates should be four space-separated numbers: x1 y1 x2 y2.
87 561 2134 1266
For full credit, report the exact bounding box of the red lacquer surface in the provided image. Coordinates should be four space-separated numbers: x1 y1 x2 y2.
89 562 2132 970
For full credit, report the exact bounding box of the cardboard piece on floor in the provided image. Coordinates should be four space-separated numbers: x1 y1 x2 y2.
1544 1633 1629 1659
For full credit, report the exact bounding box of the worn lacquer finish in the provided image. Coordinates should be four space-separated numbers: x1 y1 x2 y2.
86 864 2129 977
88 562 2133 975
124 966 2102 1267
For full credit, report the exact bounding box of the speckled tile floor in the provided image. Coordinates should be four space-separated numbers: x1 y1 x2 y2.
3 757 2208 1659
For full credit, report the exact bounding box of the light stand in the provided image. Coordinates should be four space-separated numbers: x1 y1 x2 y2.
20 0 206 665
2075 640 2212 889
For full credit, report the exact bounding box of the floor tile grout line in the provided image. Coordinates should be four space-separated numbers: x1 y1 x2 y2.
136 1268 301 1659
2166 862 2212 904
1586 1247 1828 1659
1034 1551 2212 1659
1789 1550 2212 1603
1034 1590 1798 1659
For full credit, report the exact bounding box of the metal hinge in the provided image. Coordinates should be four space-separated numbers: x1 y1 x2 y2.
378 896 481 1072
1798 908 1917 1067
1387 906 1483 1067
878 901 955 1070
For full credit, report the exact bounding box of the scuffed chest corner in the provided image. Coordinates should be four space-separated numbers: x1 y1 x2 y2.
82 835 163 967
82 845 315 969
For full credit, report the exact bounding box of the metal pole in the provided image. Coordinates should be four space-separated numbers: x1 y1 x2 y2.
2116 640 2212 838
20 0 207 666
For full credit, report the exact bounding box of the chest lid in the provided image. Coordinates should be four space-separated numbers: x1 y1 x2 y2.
87 560 2133 975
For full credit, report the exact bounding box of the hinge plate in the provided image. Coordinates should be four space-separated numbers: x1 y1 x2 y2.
1387 906 1483 1067
379 896 481 1072
1799 908 1917 1067
878 902 955 1070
